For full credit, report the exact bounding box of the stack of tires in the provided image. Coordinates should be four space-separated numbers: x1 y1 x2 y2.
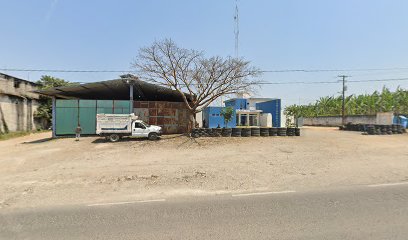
203 128 212 137
260 128 270 137
380 125 387 135
232 128 242 137
191 128 200 138
295 128 301 136
212 128 223 137
386 125 392 135
222 128 232 137
397 124 404 134
251 128 261 137
392 124 399 134
278 127 287 136
366 125 375 135
241 128 251 137
192 127 303 138
286 128 295 136
269 128 278 136
374 125 382 135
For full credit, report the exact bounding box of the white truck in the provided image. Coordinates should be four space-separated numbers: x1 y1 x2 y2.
96 113 162 142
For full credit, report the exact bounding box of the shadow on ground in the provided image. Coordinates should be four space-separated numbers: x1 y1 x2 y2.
22 138 54 144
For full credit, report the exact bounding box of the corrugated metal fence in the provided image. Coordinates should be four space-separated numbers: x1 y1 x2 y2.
55 100 130 135
55 99 190 135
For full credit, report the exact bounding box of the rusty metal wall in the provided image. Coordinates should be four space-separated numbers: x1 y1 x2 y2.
133 101 191 134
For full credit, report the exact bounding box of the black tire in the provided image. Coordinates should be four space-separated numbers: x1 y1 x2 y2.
148 132 159 140
269 128 278 136
260 128 269 137
192 128 201 138
232 128 242 137
278 127 287 136
109 134 120 142
251 128 261 137
212 128 222 137
222 128 232 137
287 127 295 137
241 128 251 137
295 128 301 136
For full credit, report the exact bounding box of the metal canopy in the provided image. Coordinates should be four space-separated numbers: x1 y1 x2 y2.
35 78 192 102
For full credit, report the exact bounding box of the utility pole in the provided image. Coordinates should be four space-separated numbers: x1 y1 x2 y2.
338 75 349 125
234 0 239 58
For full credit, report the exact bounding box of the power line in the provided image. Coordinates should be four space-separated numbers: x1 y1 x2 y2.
260 67 408 73
258 77 408 85
0 68 135 73
348 77 408 83
1 67 408 73
172 77 408 87
2 67 408 85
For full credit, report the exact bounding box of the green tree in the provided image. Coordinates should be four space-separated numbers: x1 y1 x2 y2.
220 106 234 128
284 86 408 119
35 76 77 126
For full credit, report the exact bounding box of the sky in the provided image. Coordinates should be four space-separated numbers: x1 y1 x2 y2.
1 0 408 107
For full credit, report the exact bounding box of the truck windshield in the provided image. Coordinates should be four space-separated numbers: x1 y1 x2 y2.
142 122 150 127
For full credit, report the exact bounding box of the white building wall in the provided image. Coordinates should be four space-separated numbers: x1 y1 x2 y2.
260 113 272 127
195 111 203 128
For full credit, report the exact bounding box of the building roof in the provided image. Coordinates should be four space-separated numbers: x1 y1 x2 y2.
0 72 40 86
34 78 193 102
224 97 279 103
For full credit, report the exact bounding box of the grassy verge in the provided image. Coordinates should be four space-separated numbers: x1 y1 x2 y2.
0 130 50 141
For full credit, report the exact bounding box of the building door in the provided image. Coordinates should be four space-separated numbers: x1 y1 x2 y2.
249 114 258 126
132 122 147 137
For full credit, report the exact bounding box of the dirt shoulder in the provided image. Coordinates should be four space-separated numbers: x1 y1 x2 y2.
1 128 408 210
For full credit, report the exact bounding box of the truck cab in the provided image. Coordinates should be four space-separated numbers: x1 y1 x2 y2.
132 120 162 139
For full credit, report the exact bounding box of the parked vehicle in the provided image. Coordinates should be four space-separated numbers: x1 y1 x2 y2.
96 114 162 142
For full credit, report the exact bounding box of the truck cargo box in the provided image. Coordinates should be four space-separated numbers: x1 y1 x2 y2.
96 113 138 134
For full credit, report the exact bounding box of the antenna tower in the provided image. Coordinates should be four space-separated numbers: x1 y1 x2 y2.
234 0 239 58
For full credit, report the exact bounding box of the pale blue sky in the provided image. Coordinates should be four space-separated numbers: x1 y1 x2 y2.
1 0 408 106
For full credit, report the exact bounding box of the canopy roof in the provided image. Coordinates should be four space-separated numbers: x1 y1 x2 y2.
35 78 192 102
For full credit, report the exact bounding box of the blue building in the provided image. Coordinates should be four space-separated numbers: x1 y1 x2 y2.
203 98 281 128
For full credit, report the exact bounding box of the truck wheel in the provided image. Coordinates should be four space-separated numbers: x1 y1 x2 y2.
148 133 159 141
109 134 120 142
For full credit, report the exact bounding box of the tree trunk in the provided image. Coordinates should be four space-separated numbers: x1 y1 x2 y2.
188 111 196 133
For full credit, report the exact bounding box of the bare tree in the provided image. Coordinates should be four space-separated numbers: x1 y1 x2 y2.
132 39 261 127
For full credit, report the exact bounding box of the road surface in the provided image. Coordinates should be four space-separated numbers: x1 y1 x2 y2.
2 183 408 239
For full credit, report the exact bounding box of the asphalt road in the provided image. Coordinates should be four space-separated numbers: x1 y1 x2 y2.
2 184 408 240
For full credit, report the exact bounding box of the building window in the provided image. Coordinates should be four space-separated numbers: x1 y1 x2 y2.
14 80 21 88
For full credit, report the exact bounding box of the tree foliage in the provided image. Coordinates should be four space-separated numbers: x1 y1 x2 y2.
220 106 234 127
285 87 408 118
133 39 261 116
35 76 77 124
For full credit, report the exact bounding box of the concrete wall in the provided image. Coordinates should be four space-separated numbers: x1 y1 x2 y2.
302 113 394 126
0 74 42 133
133 101 191 134
376 112 394 125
